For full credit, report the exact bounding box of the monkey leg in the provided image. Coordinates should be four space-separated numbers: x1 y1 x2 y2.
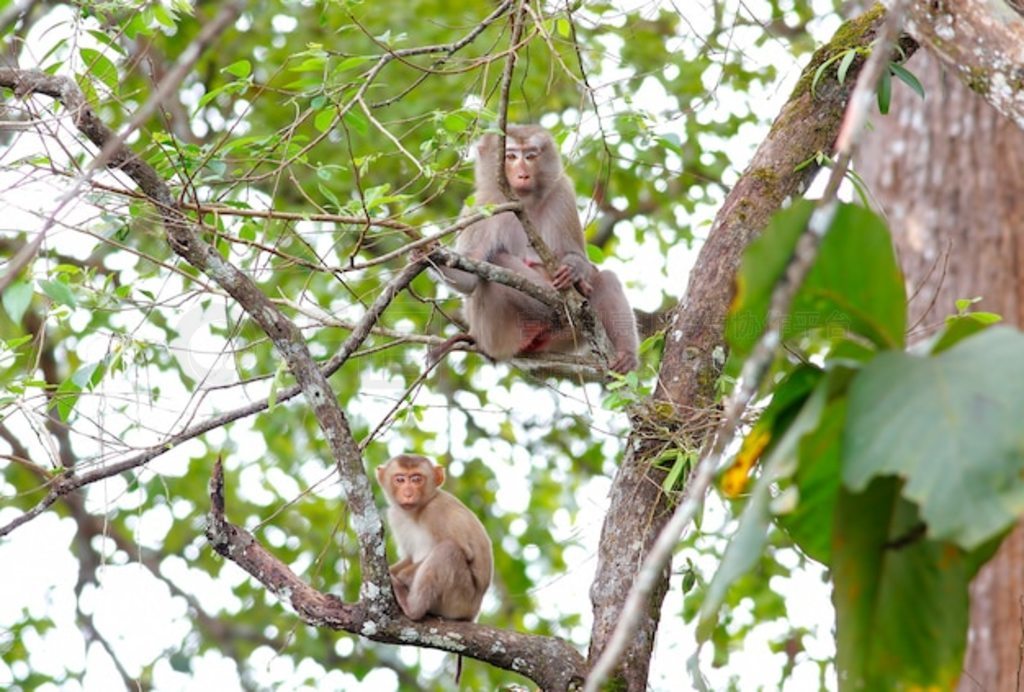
467 280 559 361
390 558 418 586
589 270 639 373
391 573 412 614
402 539 477 621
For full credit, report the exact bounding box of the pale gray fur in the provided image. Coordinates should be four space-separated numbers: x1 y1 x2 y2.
438 125 639 372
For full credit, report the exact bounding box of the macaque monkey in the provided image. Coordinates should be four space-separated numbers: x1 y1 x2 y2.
436 124 639 374
376 454 492 682
376 454 492 620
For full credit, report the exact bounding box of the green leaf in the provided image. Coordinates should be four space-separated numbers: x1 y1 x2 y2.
290 56 326 73
877 68 892 114
929 311 1001 354
727 201 906 357
698 373 831 640
151 4 177 29
54 377 82 421
343 110 369 137
79 48 119 92
334 56 371 73
789 203 906 350
38 278 77 308
313 108 336 133
2 280 33 324
267 361 287 410
779 397 845 564
3 335 32 350
556 18 571 38
223 60 252 79
837 49 856 84
586 244 606 263
660 450 691 493
726 202 809 356
70 361 101 389
832 477 969 689
845 327 1024 549
442 112 469 133
889 62 925 100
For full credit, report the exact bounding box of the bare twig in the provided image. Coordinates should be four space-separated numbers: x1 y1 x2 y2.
0 2 244 294
0 259 424 539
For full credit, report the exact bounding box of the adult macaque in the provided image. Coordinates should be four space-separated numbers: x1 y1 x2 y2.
436 124 639 373
376 454 492 623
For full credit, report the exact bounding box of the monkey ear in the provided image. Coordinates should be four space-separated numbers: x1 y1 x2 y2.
433 465 445 488
375 465 386 483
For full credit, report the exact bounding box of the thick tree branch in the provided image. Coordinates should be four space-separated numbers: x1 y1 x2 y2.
903 0 1024 129
586 5 919 690
206 460 586 691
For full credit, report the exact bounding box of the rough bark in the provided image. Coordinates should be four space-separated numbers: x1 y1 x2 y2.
903 0 1024 129
585 7 917 689
856 48 1024 691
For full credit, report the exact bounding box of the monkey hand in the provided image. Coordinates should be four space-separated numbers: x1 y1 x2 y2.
608 349 639 375
552 262 593 295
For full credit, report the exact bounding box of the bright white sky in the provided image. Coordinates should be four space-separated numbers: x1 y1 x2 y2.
0 1 845 690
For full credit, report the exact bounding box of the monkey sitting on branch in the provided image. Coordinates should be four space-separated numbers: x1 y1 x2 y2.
376 454 493 681
433 125 639 374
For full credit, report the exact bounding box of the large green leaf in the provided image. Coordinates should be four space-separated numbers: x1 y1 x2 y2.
844 326 1024 549
779 397 845 565
697 372 830 640
727 201 906 357
833 477 968 690
726 202 809 355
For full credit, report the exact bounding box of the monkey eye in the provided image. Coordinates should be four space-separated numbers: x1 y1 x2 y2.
505 152 519 161
408 474 425 485
524 151 538 160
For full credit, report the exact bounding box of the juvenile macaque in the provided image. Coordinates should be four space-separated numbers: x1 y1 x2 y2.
437 124 639 373
376 454 492 623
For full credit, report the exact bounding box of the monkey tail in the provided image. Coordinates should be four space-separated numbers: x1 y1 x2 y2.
427 333 476 367
455 653 463 686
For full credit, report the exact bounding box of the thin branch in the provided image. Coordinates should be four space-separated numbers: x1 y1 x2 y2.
583 3 912 689
357 98 426 176
494 1 561 277
0 67 393 594
0 259 424 538
348 202 519 269
0 1 244 294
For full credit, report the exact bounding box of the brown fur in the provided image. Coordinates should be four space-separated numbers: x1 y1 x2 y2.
376 454 493 622
438 125 639 373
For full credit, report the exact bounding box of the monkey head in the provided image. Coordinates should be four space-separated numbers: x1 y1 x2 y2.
475 125 561 198
376 454 445 510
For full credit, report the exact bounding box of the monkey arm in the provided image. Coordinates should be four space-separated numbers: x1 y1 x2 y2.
389 557 416 581
535 251 594 294
435 265 480 294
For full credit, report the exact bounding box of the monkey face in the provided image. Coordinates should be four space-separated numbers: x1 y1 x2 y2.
505 144 542 195
390 471 429 508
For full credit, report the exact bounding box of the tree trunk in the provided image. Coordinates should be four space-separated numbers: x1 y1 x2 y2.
856 49 1024 691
